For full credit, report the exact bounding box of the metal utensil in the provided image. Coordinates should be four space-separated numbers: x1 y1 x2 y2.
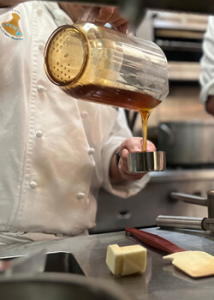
128 151 166 173
156 216 214 233
156 190 214 233
171 191 214 218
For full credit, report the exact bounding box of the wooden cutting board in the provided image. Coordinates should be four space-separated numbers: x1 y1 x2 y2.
125 228 214 278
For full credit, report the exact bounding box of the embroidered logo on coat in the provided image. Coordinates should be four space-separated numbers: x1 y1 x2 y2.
0 12 23 40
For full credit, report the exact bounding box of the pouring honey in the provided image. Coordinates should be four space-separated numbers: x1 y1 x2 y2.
63 84 161 152
44 22 168 170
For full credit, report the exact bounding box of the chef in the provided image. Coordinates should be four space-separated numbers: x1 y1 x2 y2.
0 1 155 245
200 16 214 114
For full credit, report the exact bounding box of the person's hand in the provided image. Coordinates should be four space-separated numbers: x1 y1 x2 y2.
94 7 128 33
206 96 214 116
58 3 128 33
110 137 156 182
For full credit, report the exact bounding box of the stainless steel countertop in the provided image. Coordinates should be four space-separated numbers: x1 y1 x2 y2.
0 227 214 300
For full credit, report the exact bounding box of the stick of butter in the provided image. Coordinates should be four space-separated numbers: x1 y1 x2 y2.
106 244 147 276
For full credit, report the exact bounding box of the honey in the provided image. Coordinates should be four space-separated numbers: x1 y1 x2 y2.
140 110 151 152
44 24 167 153
65 84 161 151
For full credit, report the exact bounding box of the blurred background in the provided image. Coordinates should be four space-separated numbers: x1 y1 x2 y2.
91 11 214 234
134 11 211 134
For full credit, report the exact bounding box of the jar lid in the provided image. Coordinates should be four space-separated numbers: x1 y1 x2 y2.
44 25 88 86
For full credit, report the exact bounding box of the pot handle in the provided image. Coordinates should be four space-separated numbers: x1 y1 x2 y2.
170 192 208 206
159 124 176 146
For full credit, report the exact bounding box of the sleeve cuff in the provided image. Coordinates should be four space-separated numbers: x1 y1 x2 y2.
108 173 150 198
200 79 214 105
101 138 150 198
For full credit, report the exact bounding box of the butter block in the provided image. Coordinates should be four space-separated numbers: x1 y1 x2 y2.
163 251 214 278
106 244 147 276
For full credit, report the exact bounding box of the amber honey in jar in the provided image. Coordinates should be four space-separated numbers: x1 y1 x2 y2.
44 22 168 150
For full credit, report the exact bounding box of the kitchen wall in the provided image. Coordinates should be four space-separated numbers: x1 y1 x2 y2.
133 84 214 133
133 11 214 134
94 11 214 234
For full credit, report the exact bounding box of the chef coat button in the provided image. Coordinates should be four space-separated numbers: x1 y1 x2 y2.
29 181 37 189
88 148 95 155
36 131 43 138
37 85 45 93
37 7 43 15
38 44 44 51
81 111 88 118
77 192 85 200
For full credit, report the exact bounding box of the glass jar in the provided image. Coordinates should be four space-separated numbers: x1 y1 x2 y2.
44 22 168 114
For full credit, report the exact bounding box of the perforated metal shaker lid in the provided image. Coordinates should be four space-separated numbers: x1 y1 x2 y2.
44 25 88 86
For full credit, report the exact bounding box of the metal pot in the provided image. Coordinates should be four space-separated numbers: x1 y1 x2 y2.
157 121 214 167
0 273 136 300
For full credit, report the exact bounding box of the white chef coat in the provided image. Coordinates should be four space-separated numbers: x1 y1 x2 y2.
200 17 214 105
0 1 149 244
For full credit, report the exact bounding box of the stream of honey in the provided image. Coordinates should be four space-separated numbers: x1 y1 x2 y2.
66 84 162 151
140 110 151 151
